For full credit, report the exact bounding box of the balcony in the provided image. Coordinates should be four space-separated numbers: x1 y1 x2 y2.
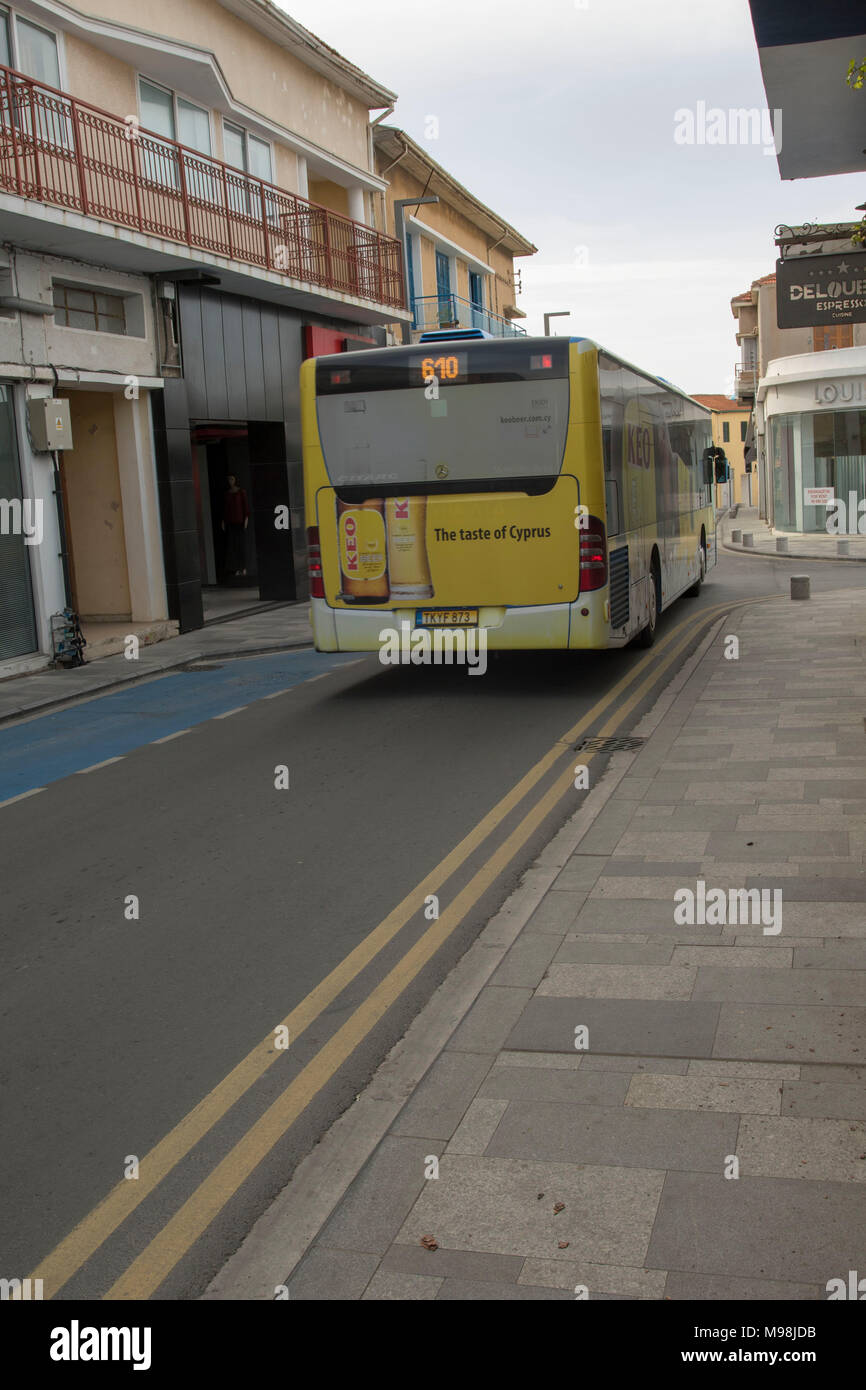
734 363 758 398
0 62 405 315
413 293 526 338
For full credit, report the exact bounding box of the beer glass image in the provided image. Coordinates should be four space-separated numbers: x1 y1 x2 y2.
385 495 434 600
337 498 390 601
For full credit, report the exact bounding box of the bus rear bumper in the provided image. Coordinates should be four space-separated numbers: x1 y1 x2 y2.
309 597 611 652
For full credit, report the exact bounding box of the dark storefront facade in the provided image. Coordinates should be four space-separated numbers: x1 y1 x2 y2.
152 285 383 633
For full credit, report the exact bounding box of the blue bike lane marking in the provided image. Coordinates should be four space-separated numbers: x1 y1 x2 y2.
0 650 361 801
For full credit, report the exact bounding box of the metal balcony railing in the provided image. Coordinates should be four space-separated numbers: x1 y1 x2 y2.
0 63 406 310
413 293 526 337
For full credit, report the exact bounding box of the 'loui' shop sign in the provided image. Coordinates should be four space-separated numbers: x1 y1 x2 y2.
776 252 866 329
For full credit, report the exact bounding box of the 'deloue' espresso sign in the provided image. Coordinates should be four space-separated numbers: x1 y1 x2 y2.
776 252 866 329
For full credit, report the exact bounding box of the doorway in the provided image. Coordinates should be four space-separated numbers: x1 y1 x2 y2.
191 420 296 622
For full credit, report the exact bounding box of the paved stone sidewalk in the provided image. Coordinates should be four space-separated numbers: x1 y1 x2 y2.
286 589 866 1300
721 505 866 562
0 601 313 724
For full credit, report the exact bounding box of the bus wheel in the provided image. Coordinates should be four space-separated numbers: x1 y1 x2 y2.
686 539 706 597
637 558 660 647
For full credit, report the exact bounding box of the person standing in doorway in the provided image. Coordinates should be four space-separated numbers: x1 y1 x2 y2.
221 474 250 576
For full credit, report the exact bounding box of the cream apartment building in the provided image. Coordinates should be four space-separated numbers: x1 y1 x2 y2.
373 125 535 341
0 0 410 671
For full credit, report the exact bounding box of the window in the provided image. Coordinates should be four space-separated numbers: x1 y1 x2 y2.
814 324 854 352
16 16 60 86
138 79 215 197
53 283 127 334
740 419 748 441
223 120 275 219
722 421 730 442
1 14 69 146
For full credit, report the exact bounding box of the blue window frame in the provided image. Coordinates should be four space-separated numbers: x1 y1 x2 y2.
435 250 452 326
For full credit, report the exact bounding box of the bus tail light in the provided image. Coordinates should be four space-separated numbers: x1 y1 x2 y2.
307 526 325 598
579 516 607 591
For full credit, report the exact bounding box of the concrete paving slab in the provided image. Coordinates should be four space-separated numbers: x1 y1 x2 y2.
361 1270 442 1299
381 1244 524 1283
555 940 674 965
578 1055 689 1074
647 1172 866 1284
713 1004 866 1064
317 1137 445 1257
523 893 586 935
624 1072 782 1114
396 1156 664 1266
612 831 712 858
435 1278 572 1299
671 945 793 968
390 1051 491 1140
489 934 561 988
745 879 866 902
687 1060 799 1080
781 1081 866 1121
551 855 609 893
479 1067 630 1107
519 1258 666 1298
537 963 696 999
445 1098 509 1156
486 1098 737 1171
288 1247 380 1300
737 1115 866 1182
506 996 720 1057
694 966 866 1006
707 830 849 857
663 1271 823 1300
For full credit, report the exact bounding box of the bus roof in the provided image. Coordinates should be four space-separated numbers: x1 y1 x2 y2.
315 334 711 415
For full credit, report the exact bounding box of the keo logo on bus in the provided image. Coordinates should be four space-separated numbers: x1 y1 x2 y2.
627 424 651 468
343 513 358 572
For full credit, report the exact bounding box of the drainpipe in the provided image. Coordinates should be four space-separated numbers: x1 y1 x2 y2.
394 195 439 344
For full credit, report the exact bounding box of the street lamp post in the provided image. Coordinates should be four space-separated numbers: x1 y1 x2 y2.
544 310 570 336
393 196 440 344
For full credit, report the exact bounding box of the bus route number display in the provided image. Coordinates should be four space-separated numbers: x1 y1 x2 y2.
413 351 468 384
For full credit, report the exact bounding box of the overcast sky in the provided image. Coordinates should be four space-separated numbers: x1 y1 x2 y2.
282 0 864 395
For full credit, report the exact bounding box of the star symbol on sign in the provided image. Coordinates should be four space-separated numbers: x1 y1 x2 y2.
838 261 849 272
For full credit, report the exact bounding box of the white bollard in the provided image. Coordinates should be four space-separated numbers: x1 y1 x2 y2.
742 532 754 547
731 529 742 544
776 536 788 553
790 575 810 600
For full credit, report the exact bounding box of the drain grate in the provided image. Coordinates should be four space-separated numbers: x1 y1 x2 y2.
575 735 645 753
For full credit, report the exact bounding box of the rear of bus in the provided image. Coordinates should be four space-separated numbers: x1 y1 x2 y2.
301 335 612 652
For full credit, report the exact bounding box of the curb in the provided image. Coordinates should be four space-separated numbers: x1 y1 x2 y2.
0 636 313 727
202 608 729 1300
721 537 866 563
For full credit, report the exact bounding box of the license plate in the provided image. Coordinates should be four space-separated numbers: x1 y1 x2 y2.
417 608 479 627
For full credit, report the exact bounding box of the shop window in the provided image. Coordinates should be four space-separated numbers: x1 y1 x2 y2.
52 282 145 336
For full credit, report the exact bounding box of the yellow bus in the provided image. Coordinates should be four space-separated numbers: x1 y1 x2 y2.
300 334 717 651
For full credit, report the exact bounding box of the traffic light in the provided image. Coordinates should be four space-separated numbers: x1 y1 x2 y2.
703 446 730 484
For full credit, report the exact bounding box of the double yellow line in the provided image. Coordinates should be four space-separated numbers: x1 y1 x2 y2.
27 595 766 1300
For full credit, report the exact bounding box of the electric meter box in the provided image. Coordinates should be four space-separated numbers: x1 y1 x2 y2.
27 396 73 451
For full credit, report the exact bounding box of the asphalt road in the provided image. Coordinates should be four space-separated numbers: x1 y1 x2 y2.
2 547 863 1300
